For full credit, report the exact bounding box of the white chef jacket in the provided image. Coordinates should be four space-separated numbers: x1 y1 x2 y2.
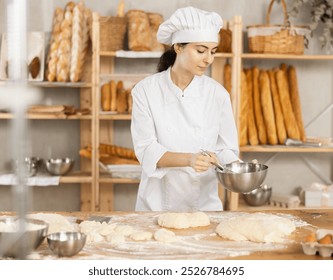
131 67 239 211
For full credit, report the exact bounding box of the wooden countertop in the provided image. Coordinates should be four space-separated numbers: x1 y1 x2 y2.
1 209 333 260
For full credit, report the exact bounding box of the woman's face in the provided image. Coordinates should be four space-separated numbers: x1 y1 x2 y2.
175 42 218 76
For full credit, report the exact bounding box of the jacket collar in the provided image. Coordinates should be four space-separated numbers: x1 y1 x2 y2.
163 67 200 104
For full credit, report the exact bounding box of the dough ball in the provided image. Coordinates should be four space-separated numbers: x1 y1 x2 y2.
130 231 153 241
216 213 296 243
28 213 75 234
114 225 134 237
154 228 177 242
157 212 210 229
106 232 125 244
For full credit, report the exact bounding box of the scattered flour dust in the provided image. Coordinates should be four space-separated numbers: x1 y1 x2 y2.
25 211 307 260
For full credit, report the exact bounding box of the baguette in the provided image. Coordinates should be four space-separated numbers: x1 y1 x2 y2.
99 144 137 160
287 65 306 141
239 70 248 146
101 83 111 111
259 70 278 145
223 63 232 94
275 69 300 140
110 80 117 112
253 66 267 144
116 81 128 113
268 70 287 144
245 68 259 145
127 89 133 113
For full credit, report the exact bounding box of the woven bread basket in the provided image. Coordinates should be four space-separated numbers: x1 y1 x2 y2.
247 0 308 54
99 16 127 51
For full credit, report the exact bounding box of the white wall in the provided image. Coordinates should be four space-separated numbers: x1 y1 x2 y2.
0 0 332 211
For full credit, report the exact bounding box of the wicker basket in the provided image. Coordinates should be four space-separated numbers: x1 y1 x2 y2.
247 0 308 54
99 16 127 51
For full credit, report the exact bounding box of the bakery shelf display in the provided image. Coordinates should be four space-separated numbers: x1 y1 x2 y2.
84 13 333 212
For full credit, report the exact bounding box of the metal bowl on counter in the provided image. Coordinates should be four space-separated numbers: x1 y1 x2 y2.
47 231 86 257
215 161 268 193
243 184 272 206
45 158 74 176
0 217 49 258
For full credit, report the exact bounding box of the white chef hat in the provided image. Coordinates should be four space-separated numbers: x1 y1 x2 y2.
157 6 223 45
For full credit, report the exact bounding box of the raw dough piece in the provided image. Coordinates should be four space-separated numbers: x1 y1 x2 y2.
158 212 210 229
114 225 134 237
27 213 75 234
106 232 125 244
216 213 295 243
130 231 153 241
154 228 177 243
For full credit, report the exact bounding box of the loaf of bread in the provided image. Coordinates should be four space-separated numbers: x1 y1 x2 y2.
217 29 232 53
127 89 133 114
99 143 137 160
268 70 287 144
275 69 300 140
29 57 40 79
223 63 232 94
110 80 117 112
245 68 259 146
56 3 74 82
253 66 267 144
239 70 248 146
116 81 128 113
147 12 165 51
46 7 64 81
80 145 139 164
127 10 152 51
259 70 278 145
70 2 91 82
287 66 306 141
101 83 111 111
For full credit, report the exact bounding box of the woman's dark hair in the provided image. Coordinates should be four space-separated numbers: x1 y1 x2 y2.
157 43 188 72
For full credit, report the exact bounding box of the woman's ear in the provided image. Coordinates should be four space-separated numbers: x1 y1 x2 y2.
174 43 183 54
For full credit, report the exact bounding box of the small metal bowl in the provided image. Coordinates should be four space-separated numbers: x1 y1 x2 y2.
45 158 74 176
216 161 268 193
243 184 272 206
0 217 48 258
47 231 86 257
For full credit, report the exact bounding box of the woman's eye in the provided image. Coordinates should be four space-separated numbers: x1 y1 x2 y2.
197 50 205 54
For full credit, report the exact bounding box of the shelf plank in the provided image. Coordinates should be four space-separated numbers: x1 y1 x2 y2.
100 50 162 58
99 113 131 120
99 176 140 184
0 81 93 88
240 145 333 153
0 113 92 120
215 52 233 58
99 51 233 59
60 172 92 184
241 53 333 60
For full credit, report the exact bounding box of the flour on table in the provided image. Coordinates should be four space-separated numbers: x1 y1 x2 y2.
158 212 210 229
130 231 153 241
154 228 178 242
216 212 296 243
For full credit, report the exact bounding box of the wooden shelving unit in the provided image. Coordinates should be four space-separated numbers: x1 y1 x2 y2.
85 14 333 212
0 47 96 212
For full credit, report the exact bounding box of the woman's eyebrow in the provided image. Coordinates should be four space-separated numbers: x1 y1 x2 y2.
196 45 218 50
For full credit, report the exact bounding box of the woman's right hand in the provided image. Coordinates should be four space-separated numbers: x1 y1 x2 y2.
189 153 215 172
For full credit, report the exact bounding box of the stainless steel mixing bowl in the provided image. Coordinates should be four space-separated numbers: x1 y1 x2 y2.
47 231 86 257
215 162 268 193
243 184 272 206
45 158 74 176
0 217 48 258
